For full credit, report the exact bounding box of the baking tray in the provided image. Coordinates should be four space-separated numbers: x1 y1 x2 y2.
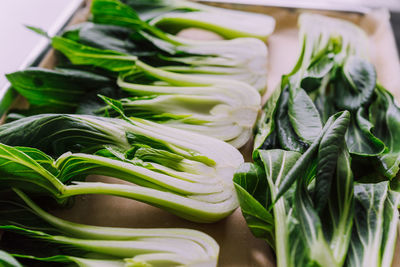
3 1 400 266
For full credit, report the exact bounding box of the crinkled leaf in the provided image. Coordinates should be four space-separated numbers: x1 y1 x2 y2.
335 56 376 110
345 108 386 156
370 87 400 179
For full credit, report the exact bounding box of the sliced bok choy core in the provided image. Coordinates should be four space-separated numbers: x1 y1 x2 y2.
159 36 269 93
0 114 242 222
98 61 261 148
93 0 275 41
0 189 219 267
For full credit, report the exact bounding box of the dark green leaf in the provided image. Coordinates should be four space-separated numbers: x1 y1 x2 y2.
275 87 308 153
253 87 281 151
370 87 400 179
52 36 137 72
0 114 131 157
275 111 349 201
345 108 386 156
233 163 274 246
335 56 376 110
288 88 322 144
6 67 113 111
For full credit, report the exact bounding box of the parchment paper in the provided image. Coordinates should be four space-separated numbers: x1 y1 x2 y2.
6 2 400 266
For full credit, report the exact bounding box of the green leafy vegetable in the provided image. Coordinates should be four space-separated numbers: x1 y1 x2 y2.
236 109 400 267
9 37 262 147
6 67 119 113
0 114 242 222
0 189 220 266
95 0 275 40
346 183 400 267
59 21 269 92
255 13 400 180
237 13 400 267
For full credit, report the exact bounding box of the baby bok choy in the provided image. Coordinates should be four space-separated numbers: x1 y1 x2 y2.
7 37 261 147
0 112 242 223
234 111 400 267
65 0 270 92
235 13 400 267
59 22 268 93
115 0 275 40
254 13 400 181
98 68 261 148
0 189 219 266
5 67 122 114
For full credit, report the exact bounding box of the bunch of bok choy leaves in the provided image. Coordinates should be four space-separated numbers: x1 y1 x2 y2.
0 189 219 266
235 13 400 267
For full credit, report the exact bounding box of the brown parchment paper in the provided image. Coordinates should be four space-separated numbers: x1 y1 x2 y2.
5 2 400 267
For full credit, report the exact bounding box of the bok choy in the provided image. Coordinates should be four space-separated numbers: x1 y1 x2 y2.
60 21 268 93
7 37 261 147
234 13 400 267
255 13 400 181
235 111 400 267
0 113 242 222
116 0 275 40
80 0 270 92
0 189 219 266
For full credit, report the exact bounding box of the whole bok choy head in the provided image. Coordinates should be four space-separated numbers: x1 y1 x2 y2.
113 0 275 40
234 111 400 267
7 37 261 148
254 13 400 181
0 189 219 266
0 114 242 223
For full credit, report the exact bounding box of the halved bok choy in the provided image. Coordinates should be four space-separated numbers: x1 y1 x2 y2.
0 113 242 222
0 189 219 266
114 0 275 40
8 36 261 147
69 0 270 92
